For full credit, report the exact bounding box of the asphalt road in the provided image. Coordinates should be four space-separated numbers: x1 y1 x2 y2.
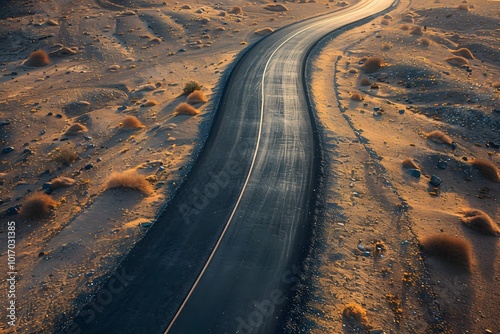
66 1 394 333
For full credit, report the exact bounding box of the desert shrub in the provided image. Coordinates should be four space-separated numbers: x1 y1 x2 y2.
471 159 500 182
228 6 243 14
419 234 472 271
24 50 50 67
173 102 200 116
52 146 78 165
410 26 423 35
120 116 145 129
350 92 363 101
361 56 384 73
420 37 432 46
21 193 56 219
402 158 419 170
183 81 202 95
451 47 474 59
263 4 289 11
461 209 500 236
254 27 274 36
445 56 469 66
187 90 208 104
425 130 453 145
342 302 371 329
360 77 371 86
64 123 88 136
105 170 153 194
49 177 76 190
142 100 157 107
400 24 410 30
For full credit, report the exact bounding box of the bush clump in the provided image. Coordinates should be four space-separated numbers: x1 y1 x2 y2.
183 81 202 95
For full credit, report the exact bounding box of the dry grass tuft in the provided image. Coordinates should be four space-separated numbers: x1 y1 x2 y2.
457 3 469 10
143 100 157 107
381 43 392 51
342 302 372 329
360 77 371 86
446 56 469 66
420 234 472 271
183 81 202 95
52 146 78 165
263 4 289 11
402 158 420 170
49 177 76 190
426 130 453 145
420 37 432 46
350 92 363 101
21 193 57 219
228 6 243 14
173 102 200 116
451 47 474 59
120 116 145 130
460 209 500 236
361 56 384 73
400 24 410 30
410 26 423 35
254 27 274 36
64 123 88 136
470 159 500 182
24 50 51 67
187 90 208 104
105 170 153 194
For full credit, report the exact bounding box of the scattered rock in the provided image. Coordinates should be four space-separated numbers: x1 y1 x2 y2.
438 160 448 169
2 147 14 154
407 169 421 178
430 175 442 186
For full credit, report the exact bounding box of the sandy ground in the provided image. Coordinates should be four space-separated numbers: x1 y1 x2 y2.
0 0 360 332
305 0 499 332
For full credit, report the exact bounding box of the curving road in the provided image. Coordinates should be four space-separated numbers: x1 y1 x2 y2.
67 1 395 333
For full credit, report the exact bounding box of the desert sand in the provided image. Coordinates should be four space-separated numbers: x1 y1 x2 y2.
305 0 499 332
0 0 498 333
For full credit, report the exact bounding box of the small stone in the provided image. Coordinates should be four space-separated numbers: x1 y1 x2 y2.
0 120 10 126
42 183 52 190
430 175 442 186
84 163 94 170
407 169 421 178
38 251 45 257
451 142 457 150
438 160 448 169
369 330 385 334
140 222 153 228
2 147 14 154
374 106 380 111
96 157 102 162
398 109 405 114
6 205 20 215
484 330 493 334
178 48 186 52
